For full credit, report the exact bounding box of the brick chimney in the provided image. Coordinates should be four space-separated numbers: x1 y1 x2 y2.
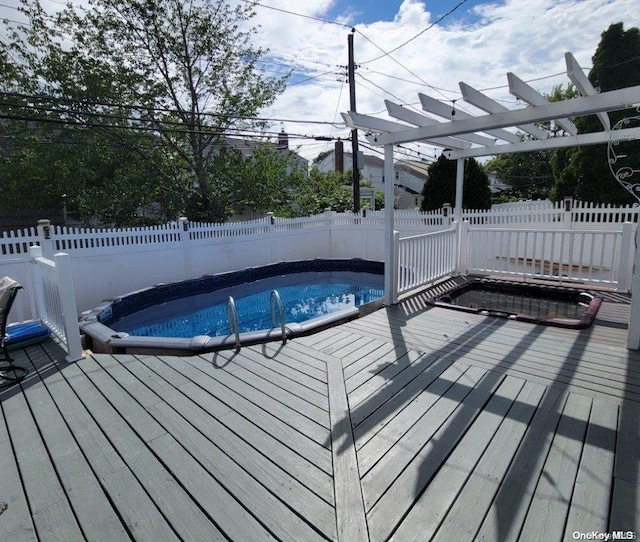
277 126 289 151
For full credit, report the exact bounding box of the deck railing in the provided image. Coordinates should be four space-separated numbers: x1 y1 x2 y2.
30 246 84 362
463 222 634 290
395 226 458 300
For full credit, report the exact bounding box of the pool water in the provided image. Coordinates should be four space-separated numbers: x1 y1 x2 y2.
109 271 384 338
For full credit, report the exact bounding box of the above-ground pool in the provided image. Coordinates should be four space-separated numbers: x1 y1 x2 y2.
80 259 385 354
427 277 603 329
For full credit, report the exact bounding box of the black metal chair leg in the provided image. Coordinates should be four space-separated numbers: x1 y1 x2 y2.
0 279 29 387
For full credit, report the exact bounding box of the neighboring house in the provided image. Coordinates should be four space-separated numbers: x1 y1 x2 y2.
316 148 425 209
486 171 509 193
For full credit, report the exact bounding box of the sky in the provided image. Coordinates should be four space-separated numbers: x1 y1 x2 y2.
2 0 640 164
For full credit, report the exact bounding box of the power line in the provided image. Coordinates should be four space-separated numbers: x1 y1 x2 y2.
241 0 351 28
0 109 344 144
0 91 344 127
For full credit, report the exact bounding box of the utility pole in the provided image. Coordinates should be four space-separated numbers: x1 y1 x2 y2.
348 29 360 212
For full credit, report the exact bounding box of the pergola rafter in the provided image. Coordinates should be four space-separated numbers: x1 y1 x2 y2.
340 51 640 348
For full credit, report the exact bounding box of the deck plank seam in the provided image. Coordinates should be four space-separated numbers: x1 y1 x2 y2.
327 355 369 542
21 348 172 541
16 353 90 541
176 354 332 446
78 354 293 541
473 387 569 541
0 374 39 540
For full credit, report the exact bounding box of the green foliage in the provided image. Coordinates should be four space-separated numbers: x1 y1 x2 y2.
485 85 578 201
0 0 290 225
276 168 354 217
485 150 554 200
420 156 491 211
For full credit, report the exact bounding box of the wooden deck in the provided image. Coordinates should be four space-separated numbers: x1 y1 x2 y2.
1 286 639 541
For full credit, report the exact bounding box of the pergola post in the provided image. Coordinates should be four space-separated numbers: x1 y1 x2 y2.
454 158 464 222
384 143 395 305
454 158 465 273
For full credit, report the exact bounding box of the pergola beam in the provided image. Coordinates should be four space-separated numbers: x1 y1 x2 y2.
507 72 578 135
341 110 472 149
444 126 640 159
346 85 640 146
384 100 497 147
419 92 521 143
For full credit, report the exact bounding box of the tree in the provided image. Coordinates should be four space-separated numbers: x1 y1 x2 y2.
485 85 578 201
552 23 640 204
277 168 354 217
420 156 491 211
1 0 289 223
485 150 554 200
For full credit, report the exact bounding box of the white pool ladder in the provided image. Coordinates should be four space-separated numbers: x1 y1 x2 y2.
270 290 288 345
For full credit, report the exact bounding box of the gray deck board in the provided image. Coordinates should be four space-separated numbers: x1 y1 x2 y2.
231 349 329 399
474 387 570 542
67 356 224 541
193 350 329 438
335 307 640 401
30 345 179 542
387 375 531 542
20 352 128 542
1 285 639 542
425 380 547 542
0 357 37 542
2 368 85 542
174 351 331 448
327 349 368 542
140 354 334 480
610 401 640 532
352 360 468 450
518 392 592 542
366 368 508 541
104 353 336 526
563 399 618 538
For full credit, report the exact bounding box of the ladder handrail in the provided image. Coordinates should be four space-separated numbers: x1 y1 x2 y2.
227 296 241 352
270 289 287 345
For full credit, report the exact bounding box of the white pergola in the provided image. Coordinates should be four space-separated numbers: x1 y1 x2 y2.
341 52 640 348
